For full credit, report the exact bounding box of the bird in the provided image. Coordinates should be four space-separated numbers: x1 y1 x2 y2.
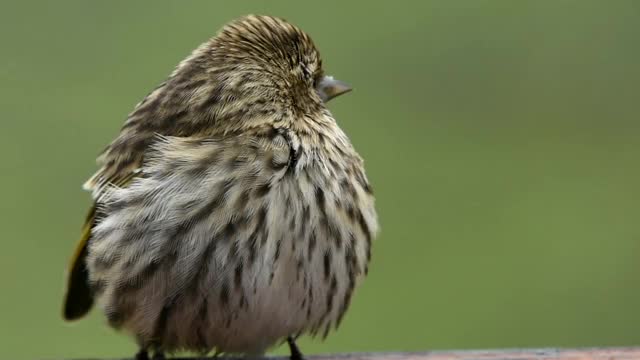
62 15 378 360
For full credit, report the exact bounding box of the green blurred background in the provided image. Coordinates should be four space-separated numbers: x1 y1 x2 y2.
1 1 640 359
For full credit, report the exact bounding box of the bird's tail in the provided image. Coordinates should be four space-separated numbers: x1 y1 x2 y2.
62 206 96 321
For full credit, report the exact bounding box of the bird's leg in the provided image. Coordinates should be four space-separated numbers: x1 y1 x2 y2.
135 348 149 360
287 336 304 360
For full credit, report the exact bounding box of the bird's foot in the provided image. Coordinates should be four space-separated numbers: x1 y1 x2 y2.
135 349 149 360
287 336 304 360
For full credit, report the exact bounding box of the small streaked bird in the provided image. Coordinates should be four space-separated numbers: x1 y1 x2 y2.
63 15 378 360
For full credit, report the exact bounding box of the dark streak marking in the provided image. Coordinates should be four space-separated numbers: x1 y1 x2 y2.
296 257 304 282
302 205 310 223
315 186 326 217
274 238 282 263
289 214 296 233
346 205 356 222
253 182 271 198
307 230 317 262
188 186 226 226
163 109 189 128
220 280 230 306
240 293 248 309
229 238 240 261
198 83 224 111
105 305 126 328
93 254 116 272
247 229 259 266
323 250 332 281
234 262 243 289
179 78 207 92
90 280 106 296
326 218 343 251
327 275 337 313
356 210 372 262
234 191 250 213
322 322 331 339
223 221 236 243
152 302 173 343
115 259 160 293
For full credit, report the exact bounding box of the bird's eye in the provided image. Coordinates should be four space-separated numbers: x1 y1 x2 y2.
301 66 311 80
311 70 323 88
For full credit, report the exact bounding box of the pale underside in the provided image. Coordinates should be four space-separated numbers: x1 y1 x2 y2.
86 130 377 355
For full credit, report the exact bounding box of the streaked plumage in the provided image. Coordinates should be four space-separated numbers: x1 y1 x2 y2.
63 15 377 359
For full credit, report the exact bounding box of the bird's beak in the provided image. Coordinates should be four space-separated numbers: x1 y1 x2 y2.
317 76 352 102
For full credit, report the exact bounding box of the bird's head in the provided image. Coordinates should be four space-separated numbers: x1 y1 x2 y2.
167 15 350 131
97 15 355 183
213 15 350 108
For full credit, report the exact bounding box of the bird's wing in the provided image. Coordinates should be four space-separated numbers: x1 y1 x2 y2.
82 81 171 197
85 130 293 311
63 171 138 320
63 73 211 320
63 83 168 320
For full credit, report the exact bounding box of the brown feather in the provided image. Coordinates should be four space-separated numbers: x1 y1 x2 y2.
62 15 378 355
64 171 138 320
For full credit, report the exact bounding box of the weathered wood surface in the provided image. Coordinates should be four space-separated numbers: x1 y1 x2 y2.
91 348 640 360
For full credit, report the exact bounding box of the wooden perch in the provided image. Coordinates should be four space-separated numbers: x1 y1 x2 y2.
99 348 640 360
